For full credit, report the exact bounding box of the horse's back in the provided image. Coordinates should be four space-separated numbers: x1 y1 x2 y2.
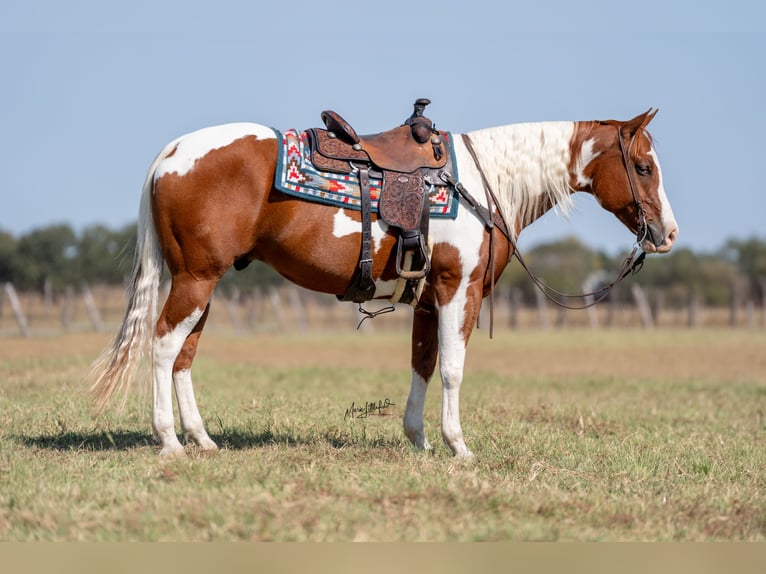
154 123 278 179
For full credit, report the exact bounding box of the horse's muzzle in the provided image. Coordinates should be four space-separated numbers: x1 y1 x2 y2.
641 221 678 254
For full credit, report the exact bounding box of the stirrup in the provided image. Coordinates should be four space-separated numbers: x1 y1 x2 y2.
395 232 430 280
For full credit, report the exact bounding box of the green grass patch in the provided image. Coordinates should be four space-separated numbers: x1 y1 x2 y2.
1 329 764 541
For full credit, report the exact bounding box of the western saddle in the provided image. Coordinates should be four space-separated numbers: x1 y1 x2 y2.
307 98 453 304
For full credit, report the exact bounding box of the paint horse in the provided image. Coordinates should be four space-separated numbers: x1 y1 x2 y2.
91 106 678 458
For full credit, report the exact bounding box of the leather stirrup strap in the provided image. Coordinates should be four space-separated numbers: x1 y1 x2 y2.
358 167 375 297
338 166 376 303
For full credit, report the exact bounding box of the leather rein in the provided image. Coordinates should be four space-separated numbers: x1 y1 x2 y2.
444 126 650 335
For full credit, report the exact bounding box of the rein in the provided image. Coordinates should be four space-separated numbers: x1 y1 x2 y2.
453 128 648 331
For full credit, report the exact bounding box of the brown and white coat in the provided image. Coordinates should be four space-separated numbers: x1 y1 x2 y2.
92 111 678 458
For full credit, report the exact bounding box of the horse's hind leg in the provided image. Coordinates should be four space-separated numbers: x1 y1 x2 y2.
173 303 218 451
152 275 217 456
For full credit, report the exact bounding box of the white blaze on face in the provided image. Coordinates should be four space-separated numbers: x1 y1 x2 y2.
648 148 678 242
155 123 277 179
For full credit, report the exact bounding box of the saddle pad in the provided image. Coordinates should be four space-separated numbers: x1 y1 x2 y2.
273 129 459 218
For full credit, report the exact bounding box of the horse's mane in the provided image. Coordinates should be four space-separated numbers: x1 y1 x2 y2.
464 122 576 236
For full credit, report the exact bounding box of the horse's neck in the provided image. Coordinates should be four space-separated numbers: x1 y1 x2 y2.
464 122 576 234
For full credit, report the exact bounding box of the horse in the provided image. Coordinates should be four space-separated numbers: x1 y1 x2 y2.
91 107 678 458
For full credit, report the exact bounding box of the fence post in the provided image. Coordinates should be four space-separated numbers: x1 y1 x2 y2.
729 282 741 327
653 290 665 328
535 289 549 330
687 289 699 328
582 271 609 329
61 286 74 331
631 284 654 329
226 287 243 333
81 283 104 332
584 294 599 329
43 278 53 321
289 285 308 333
268 287 286 331
248 288 260 331
760 278 766 329
4 283 30 337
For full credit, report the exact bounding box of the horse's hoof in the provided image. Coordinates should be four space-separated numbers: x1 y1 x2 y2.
159 445 187 458
183 429 218 451
450 445 475 460
195 437 219 451
409 437 432 452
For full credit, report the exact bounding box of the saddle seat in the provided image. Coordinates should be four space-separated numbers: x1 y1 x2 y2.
306 99 453 305
320 108 446 173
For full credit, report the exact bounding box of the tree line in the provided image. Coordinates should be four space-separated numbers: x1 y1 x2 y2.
1 222 765 308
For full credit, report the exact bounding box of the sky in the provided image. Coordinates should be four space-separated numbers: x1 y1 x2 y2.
1 0 764 255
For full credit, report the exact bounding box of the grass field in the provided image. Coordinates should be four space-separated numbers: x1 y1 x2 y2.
0 328 764 541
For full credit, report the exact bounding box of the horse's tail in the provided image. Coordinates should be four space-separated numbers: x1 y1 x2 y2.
90 146 171 413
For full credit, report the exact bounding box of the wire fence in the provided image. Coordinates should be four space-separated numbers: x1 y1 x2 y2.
2 282 764 338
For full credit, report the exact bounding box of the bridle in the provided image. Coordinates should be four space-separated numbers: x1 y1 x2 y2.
444 124 653 335
616 123 652 248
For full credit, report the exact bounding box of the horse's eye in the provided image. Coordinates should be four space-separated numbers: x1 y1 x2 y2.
635 163 652 176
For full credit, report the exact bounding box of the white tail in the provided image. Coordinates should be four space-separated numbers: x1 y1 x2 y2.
90 146 171 413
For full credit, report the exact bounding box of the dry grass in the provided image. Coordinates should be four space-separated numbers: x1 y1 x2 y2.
0 328 764 541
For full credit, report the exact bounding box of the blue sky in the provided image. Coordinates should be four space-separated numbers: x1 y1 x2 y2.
1 0 763 254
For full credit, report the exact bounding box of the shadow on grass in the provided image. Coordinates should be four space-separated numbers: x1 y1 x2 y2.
212 428 311 450
214 427 404 450
20 429 154 451
18 427 319 452
19 426 403 453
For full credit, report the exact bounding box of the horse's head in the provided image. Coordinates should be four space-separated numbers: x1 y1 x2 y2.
575 110 678 253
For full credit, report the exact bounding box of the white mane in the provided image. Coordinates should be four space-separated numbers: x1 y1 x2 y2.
464 122 576 235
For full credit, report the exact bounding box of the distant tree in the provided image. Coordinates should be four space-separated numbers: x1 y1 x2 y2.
14 224 78 290
76 223 137 284
0 230 20 283
636 247 739 306
216 260 284 296
2 220 762 311
500 236 609 303
724 237 766 303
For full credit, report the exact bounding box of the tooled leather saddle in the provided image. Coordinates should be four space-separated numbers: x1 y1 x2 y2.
306 98 453 304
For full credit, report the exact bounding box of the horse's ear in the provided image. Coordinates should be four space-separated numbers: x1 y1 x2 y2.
642 108 659 129
624 108 658 137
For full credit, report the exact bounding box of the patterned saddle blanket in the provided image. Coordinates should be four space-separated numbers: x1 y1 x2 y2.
273 129 460 219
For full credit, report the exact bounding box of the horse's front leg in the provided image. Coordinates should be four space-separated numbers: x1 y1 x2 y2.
436 284 481 459
404 307 439 451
